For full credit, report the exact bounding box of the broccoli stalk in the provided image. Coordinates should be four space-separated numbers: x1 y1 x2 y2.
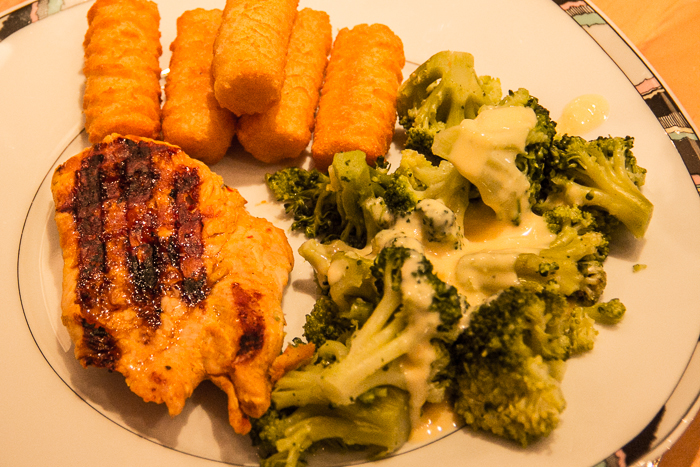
397 51 502 156
272 245 467 427
449 285 597 446
250 387 411 467
545 135 653 238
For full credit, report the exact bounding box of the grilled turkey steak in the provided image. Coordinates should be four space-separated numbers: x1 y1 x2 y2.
51 134 293 434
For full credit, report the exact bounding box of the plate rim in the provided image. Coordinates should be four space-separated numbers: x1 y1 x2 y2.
6 1 700 466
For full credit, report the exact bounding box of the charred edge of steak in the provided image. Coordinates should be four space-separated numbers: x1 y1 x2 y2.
80 318 120 369
171 167 209 306
231 283 265 362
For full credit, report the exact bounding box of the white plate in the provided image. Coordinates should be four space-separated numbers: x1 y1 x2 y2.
2 0 700 466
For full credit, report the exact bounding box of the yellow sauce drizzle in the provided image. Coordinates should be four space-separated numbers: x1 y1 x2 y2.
409 402 461 443
557 94 610 136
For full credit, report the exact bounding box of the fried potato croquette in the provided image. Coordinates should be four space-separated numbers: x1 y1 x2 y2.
162 9 237 165
311 23 405 171
212 0 299 116
236 8 332 163
82 0 162 144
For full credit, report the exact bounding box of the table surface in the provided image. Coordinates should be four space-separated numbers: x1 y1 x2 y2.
1 0 699 465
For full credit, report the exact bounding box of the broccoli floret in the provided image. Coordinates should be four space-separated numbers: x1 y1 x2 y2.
415 198 462 247
298 239 363 291
543 135 653 238
267 150 472 248
272 245 467 428
397 51 502 156
326 255 377 323
267 150 467 248
498 88 558 204
431 104 539 225
302 296 355 349
583 297 626 325
328 151 394 247
265 166 338 241
393 149 471 230
541 204 598 235
298 240 380 346
449 285 596 446
515 206 609 305
250 387 411 467
266 151 398 248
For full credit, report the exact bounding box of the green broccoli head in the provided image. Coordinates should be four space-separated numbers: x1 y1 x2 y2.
265 166 338 240
298 239 363 291
326 250 378 317
379 172 421 216
415 198 462 247
303 296 355 349
267 150 470 248
393 149 471 228
515 206 610 305
329 150 389 247
250 387 411 467
499 88 558 204
266 152 398 248
370 245 465 334
543 135 653 238
431 104 538 225
449 285 596 446
397 51 502 156
453 354 566 447
267 150 473 248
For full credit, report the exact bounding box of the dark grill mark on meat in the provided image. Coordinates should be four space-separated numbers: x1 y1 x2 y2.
231 283 264 362
181 276 208 304
124 141 158 296
123 140 163 328
80 318 119 369
75 151 106 309
125 140 156 202
171 167 208 305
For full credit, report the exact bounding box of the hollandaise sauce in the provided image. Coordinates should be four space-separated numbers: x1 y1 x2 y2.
409 402 462 443
557 94 610 136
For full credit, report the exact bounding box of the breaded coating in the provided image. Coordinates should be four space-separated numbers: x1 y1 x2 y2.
82 0 162 143
162 9 237 166
311 23 405 171
51 135 293 434
236 8 332 163
212 0 299 116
